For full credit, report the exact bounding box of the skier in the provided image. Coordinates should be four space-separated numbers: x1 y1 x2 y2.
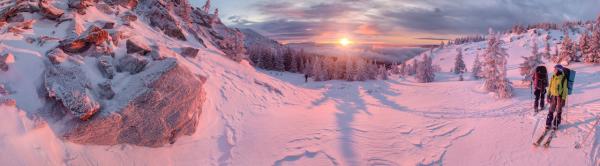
545 65 568 130
532 66 548 112
304 74 309 83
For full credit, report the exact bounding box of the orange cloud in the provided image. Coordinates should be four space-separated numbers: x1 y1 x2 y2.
354 24 381 35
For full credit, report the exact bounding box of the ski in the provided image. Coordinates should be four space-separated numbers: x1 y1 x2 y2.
533 129 550 146
543 130 557 148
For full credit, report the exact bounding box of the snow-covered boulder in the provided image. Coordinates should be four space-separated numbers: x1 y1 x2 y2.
97 55 115 79
102 21 115 29
148 45 172 60
110 31 123 45
60 25 110 54
126 39 150 55
137 0 186 41
97 81 115 100
181 47 199 58
62 58 206 147
106 0 138 9
44 66 100 121
0 53 15 72
120 11 137 26
116 54 148 74
68 0 95 14
95 3 115 15
0 1 39 22
46 48 68 64
38 0 64 20
7 13 24 23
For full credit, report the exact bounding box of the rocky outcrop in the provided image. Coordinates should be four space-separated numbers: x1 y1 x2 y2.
116 54 148 74
97 55 115 79
136 0 186 41
180 47 199 58
120 11 137 26
126 39 150 55
44 66 100 121
68 0 95 14
47 48 68 64
0 0 39 22
97 81 115 100
0 53 15 72
62 58 206 147
38 0 64 20
106 0 138 9
59 25 110 54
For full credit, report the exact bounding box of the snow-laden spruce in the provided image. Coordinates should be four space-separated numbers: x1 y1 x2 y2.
481 28 512 98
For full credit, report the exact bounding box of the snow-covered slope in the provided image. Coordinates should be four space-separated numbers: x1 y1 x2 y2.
1 1 600 166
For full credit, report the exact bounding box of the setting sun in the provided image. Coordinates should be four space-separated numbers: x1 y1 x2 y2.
339 37 352 46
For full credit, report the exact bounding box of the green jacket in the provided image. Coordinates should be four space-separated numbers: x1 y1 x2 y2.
548 73 568 100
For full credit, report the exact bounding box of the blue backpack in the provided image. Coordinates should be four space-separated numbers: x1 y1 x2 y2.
562 67 576 95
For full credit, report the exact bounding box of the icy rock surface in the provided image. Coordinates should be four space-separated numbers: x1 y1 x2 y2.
180 47 199 58
126 39 151 55
0 52 15 71
62 58 206 147
44 65 100 121
116 54 148 74
39 0 64 20
97 55 115 79
136 0 186 41
46 48 68 64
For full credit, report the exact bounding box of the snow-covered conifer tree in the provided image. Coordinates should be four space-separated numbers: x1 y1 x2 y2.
590 21 600 63
202 0 211 13
544 35 552 60
399 62 407 76
482 28 512 98
345 57 355 81
410 59 418 75
416 54 435 83
312 57 323 81
519 40 543 82
471 54 482 79
559 33 575 65
453 48 466 75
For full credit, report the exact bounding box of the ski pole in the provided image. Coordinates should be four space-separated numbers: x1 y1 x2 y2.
575 117 600 149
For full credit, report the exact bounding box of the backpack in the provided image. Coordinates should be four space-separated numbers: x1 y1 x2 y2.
533 66 548 89
562 67 576 95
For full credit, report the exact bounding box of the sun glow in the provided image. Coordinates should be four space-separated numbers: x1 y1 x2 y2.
339 37 352 47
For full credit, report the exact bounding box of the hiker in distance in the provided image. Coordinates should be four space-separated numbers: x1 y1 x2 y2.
532 66 548 113
545 65 568 130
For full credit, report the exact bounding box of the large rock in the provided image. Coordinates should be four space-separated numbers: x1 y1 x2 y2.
63 58 206 147
38 0 64 20
68 0 94 14
44 66 100 121
180 47 199 58
46 48 68 64
0 53 15 72
106 0 138 9
126 39 150 55
97 81 115 100
97 55 115 79
0 0 39 22
137 1 186 41
59 25 110 53
116 54 148 74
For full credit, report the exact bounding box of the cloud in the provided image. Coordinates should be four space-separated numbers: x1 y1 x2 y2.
225 0 600 44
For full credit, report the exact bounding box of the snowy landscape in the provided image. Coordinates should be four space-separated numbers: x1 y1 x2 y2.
1 0 600 165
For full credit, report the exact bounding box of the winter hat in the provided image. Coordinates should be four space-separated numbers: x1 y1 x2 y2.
554 64 564 71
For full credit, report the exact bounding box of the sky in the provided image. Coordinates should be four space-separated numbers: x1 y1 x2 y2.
191 0 600 46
